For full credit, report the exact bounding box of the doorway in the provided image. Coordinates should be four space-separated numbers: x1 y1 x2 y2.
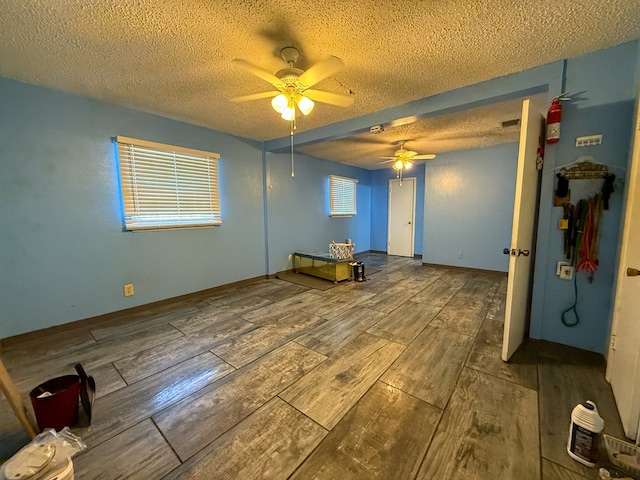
387 177 416 257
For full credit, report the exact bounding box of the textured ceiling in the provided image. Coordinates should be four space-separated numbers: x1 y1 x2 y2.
297 94 549 169
1 1 639 168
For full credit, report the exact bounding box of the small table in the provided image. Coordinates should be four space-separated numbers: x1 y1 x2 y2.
294 251 352 283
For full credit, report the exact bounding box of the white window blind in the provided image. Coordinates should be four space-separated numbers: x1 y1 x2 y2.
329 175 357 217
116 136 221 230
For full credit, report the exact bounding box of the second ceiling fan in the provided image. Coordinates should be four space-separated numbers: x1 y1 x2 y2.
379 141 436 179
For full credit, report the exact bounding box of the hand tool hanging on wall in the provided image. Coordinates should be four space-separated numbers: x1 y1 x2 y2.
562 203 574 259
570 199 587 265
576 194 603 281
556 174 570 197
602 173 615 210
560 194 605 327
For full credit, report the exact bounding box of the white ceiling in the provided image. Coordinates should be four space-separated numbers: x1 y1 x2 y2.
1 1 639 169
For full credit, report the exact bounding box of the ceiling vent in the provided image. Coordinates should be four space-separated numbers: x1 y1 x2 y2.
501 118 520 128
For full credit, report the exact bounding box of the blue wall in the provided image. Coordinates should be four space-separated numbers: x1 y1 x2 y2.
370 163 425 254
265 152 371 273
530 41 638 354
0 78 370 339
422 143 519 272
0 78 266 338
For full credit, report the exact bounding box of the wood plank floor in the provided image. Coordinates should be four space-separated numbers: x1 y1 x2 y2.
0 253 629 479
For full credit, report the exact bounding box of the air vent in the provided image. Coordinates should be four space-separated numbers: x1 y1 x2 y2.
501 118 520 128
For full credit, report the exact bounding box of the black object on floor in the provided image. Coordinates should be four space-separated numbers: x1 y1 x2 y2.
75 363 96 424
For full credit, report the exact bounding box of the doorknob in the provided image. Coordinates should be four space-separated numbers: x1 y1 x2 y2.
627 268 640 277
503 248 530 257
408 221 412 224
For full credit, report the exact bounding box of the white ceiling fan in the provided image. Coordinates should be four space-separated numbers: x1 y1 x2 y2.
379 141 436 179
231 47 354 121
231 47 354 178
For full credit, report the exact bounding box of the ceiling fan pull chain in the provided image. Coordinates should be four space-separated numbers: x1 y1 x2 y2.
290 119 295 177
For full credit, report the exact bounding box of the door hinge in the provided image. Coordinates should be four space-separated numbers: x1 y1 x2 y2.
610 334 616 351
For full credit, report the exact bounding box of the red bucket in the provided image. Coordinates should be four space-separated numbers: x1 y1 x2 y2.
29 375 80 432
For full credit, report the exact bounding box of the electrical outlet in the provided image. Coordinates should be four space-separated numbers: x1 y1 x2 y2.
123 283 134 296
559 265 574 280
556 260 571 275
458 251 463 259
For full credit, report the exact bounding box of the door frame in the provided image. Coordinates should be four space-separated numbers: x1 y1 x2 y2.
605 93 640 439
387 177 416 257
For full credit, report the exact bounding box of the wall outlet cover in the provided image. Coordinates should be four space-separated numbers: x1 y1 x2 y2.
124 283 135 296
559 265 574 280
556 260 571 275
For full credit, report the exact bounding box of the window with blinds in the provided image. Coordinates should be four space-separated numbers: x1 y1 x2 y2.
116 136 221 230
329 175 357 217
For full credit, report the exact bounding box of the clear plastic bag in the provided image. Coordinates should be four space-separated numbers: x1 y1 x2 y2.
1 427 86 479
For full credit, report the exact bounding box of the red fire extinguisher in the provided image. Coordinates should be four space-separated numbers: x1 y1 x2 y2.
546 97 562 144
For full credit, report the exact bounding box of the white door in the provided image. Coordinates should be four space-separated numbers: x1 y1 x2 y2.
388 177 416 257
502 99 545 361
606 97 640 440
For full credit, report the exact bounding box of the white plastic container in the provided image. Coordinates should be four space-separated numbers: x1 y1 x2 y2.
567 400 605 467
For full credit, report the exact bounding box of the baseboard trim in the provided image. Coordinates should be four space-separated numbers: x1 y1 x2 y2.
421 262 507 276
1 274 269 347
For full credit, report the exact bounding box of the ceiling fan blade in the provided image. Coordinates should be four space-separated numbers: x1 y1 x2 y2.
230 91 279 103
233 59 283 87
412 154 437 160
379 156 397 160
299 56 345 87
378 159 396 164
305 89 354 107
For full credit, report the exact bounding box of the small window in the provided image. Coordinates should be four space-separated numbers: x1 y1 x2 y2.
329 175 357 217
116 136 221 230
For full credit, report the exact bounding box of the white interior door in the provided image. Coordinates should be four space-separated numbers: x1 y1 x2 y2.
502 99 544 362
606 96 640 440
388 177 416 257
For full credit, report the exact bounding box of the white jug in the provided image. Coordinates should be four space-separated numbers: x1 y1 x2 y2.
567 400 604 467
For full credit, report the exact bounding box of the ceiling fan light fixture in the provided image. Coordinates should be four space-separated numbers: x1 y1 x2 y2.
281 100 296 121
297 95 314 115
271 94 288 113
404 161 412 169
393 160 404 170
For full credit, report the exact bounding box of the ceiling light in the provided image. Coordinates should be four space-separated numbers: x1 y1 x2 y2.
404 161 412 169
272 89 316 120
271 94 288 114
281 105 296 122
393 160 404 170
297 95 314 115
281 103 296 121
